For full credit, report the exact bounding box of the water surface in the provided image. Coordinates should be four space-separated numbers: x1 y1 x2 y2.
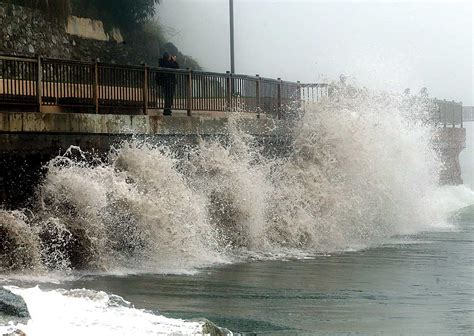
52 206 473 335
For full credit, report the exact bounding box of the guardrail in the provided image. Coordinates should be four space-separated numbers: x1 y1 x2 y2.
0 54 328 118
0 54 463 126
463 106 473 122
299 83 329 112
434 99 463 128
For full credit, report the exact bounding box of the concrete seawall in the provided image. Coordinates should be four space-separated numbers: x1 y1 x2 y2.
0 112 292 207
0 112 290 137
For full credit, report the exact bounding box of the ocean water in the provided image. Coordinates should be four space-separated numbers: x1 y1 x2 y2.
1 202 473 335
1 87 474 334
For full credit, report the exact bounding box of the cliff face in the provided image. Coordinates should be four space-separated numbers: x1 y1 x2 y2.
0 3 200 69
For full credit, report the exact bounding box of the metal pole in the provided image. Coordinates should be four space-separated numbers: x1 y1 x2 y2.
229 0 235 74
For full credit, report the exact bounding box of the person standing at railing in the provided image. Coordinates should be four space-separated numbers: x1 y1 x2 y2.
158 52 179 116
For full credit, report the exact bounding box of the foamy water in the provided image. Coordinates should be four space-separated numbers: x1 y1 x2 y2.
0 286 207 336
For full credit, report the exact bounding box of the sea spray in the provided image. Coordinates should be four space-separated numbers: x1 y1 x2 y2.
184 117 273 250
267 88 441 251
0 85 470 273
35 143 226 272
0 211 41 271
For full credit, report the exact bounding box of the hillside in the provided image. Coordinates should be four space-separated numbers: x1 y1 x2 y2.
0 0 201 69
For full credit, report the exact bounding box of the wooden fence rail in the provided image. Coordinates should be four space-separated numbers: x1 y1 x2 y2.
0 54 462 126
463 106 474 122
0 54 328 118
433 99 464 128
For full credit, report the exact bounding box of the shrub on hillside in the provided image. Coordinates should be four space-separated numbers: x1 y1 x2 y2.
73 0 160 29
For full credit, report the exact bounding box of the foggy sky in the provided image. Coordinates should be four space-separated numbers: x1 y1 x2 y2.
158 0 472 105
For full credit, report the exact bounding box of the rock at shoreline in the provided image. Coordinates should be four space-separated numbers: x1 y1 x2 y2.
192 318 231 336
0 288 30 324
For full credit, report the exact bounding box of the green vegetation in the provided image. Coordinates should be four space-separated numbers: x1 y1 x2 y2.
73 0 161 30
7 0 71 21
7 0 161 29
142 20 167 47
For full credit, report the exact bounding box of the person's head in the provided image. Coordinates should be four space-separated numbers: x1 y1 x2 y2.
162 52 170 61
339 73 347 84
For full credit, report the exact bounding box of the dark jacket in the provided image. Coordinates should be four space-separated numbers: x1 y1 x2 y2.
159 58 179 69
158 58 179 87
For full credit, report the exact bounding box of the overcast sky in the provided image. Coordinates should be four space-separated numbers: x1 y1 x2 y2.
158 0 473 105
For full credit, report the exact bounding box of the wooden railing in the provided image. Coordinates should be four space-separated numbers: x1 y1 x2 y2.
1 54 462 127
0 54 329 118
462 106 473 122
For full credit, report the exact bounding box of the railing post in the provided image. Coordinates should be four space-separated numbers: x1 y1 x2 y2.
296 80 301 110
36 55 42 112
143 64 148 115
226 71 232 111
435 98 441 127
187 68 192 116
93 60 99 114
451 100 456 128
255 74 260 118
277 77 282 119
443 99 447 128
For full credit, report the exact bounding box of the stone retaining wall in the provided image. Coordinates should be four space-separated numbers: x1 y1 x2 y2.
0 2 197 68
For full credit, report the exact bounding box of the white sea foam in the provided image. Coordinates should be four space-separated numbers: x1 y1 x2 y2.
1 85 472 274
0 286 208 336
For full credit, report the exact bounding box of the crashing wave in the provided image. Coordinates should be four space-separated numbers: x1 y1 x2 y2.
1 86 472 273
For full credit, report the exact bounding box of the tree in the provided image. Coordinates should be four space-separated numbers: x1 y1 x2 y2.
8 0 71 21
76 0 161 30
10 0 161 29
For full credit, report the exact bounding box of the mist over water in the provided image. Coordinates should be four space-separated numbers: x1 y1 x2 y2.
1 86 473 275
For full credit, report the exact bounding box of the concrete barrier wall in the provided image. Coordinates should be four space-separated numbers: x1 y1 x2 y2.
0 112 289 137
433 127 467 185
0 112 292 207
